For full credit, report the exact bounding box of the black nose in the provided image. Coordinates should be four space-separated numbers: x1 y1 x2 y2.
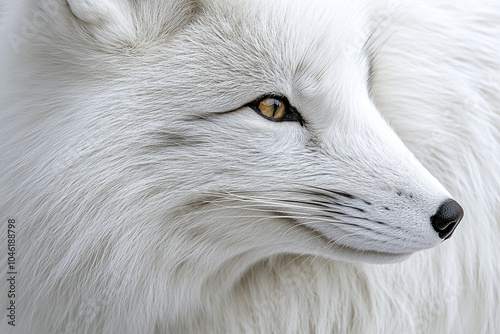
431 199 464 239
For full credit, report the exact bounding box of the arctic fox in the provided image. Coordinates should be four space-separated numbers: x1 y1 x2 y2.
0 0 499 333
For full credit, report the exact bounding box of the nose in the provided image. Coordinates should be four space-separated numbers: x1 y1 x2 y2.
431 199 464 239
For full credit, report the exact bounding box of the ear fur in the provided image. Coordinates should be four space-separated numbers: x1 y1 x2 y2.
67 0 130 24
66 0 199 42
66 0 135 42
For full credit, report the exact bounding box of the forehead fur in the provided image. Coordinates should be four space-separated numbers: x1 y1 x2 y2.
194 0 370 77
145 0 371 116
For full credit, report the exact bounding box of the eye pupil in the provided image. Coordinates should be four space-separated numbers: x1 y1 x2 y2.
258 98 286 120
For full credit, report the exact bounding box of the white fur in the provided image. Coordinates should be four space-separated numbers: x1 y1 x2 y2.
0 0 499 333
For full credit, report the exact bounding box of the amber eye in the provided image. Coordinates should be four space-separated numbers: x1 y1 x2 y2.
258 97 286 120
247 94 304 126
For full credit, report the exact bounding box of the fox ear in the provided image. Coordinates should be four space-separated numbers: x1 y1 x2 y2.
66 0 198 41
66 0 135 41
67 0 133 24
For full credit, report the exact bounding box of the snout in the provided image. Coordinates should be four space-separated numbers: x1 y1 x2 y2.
431 199 464 240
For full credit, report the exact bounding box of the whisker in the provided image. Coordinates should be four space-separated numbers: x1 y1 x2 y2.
182 188 415 249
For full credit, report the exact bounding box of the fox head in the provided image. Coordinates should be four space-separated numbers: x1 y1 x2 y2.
1 0 466 317
0 0 468 331
1 0 464 264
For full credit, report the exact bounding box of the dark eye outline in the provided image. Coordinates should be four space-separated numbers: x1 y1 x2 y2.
246 94 305 126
